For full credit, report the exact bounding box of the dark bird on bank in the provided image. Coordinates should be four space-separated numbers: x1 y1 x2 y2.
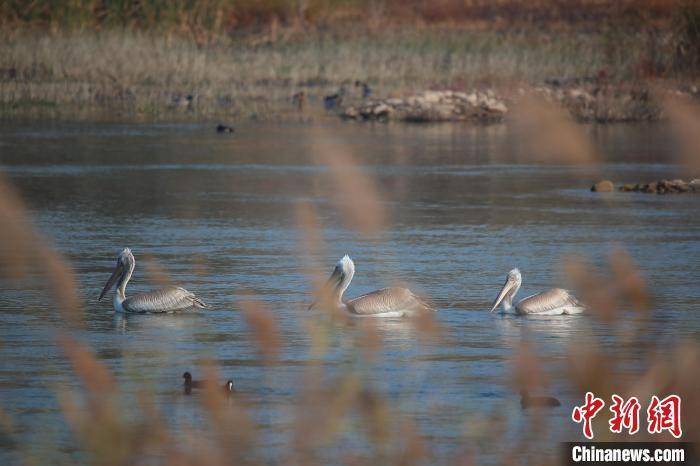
292 91 306 111
355 80 372 98
324 93 343 110
324 84 347 110
520 389 561 409
183 371 234 395
216 124 234 134
169 93 194 110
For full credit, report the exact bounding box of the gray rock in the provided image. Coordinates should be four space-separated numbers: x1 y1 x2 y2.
338 89 507 123
643 181 658 194
422 91 442 103
486 99 508 113
342 106 359 119
372 103 391 118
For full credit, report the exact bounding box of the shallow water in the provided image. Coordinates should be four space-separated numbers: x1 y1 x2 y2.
0 120 698 463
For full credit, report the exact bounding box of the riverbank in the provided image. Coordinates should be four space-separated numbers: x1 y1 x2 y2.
1 2 698 122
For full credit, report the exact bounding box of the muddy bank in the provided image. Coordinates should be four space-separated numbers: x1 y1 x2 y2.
2 26 699 122
2 80 697 124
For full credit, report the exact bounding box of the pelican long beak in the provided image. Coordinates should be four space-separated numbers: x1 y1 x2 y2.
99 263 123 301
308 268 344 310
490 278 516 313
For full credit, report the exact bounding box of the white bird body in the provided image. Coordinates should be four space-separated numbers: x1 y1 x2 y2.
490 269 584 315
313 255 432 317
347 287 429 316
113 292 125 313
99 248 206 313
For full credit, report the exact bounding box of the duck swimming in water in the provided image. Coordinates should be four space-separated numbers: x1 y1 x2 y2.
520 389 561 409
183 371 234 395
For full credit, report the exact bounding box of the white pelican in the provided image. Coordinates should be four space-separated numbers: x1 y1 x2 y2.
98 248 206 313
490 268 584 315
310 255 433 317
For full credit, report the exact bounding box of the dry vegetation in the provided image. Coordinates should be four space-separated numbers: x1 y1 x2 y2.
0 1 698 119
0 92 699 464
0 1 683 34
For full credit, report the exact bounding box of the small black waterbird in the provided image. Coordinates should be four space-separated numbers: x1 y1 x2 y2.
183 371 234 395
520 390 561 409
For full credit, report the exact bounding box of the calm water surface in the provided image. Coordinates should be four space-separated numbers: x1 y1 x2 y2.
0 121 698 463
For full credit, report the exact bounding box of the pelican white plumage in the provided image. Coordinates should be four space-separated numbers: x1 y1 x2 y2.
490 268 584 315
98 248 206 313
311 255 433 317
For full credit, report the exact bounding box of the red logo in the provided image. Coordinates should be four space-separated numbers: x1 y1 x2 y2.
572 393 683 439
572 392 606 439
609 395 641 435
647 395 682 438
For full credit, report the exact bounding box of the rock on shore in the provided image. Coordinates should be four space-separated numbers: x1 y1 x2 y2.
591 180 614 192
592 179 700 194
341 90 507 123
338 81 686 124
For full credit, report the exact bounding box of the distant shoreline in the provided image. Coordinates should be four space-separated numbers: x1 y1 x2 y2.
1 18 698 122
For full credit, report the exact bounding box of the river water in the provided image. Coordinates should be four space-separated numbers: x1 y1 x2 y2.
0 120 698 464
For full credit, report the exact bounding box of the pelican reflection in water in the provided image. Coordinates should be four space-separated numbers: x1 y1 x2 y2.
310 255 433 317
98 248 206 313
490 268 584 315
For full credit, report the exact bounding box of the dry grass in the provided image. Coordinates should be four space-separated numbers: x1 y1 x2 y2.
662 93 700 171
1 1 697 119
0 174 80 322
308 130 387 236
0 1 678 32
237 294 281 361
0 23 688 120
510 93 600 165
